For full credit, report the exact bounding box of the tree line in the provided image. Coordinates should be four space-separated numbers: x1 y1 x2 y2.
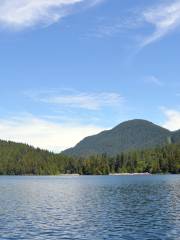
0 140 180 175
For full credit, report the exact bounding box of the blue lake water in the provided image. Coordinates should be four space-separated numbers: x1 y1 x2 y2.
0 175 180 240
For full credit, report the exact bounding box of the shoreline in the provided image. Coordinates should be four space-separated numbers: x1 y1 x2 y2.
109 172 151 176
58 174 80 176
0 173 179 177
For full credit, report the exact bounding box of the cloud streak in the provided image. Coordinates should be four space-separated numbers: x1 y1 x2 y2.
145 75 163 86
26 89 124 110
0 0 101 30
142 0 180 46
42 92 123 110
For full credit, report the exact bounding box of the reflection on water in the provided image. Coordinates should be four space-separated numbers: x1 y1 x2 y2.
0 175 180 240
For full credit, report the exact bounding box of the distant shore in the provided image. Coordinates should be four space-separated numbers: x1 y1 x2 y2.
58 174 80 176
109 172 151 176
59 172 152 176
59 173 152 176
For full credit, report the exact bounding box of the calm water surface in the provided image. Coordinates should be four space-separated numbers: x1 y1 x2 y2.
0 175 180 240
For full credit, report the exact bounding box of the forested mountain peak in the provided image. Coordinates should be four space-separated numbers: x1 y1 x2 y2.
63 119 179 157
110 119 170 133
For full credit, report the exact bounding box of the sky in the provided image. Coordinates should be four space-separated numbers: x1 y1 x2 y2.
0 0 180 152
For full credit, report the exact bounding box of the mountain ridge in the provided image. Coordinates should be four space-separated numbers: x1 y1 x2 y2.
62 119 180 157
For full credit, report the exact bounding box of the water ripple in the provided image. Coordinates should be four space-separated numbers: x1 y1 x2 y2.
0 175 180 240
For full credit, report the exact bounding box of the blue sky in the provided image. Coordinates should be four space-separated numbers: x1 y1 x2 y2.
0 0 180 151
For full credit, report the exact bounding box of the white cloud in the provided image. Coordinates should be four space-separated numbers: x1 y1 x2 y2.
0 114 104 152
28 90 124 110
0 0 101 30
162 108 180 131
142 0 180 46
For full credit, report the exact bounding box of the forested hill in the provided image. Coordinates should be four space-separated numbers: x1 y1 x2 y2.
0 139 180 175
63 119 180 157
0 140 67 175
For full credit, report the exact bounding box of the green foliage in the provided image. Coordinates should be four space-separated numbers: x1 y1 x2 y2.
0 140 180 175
0 140 68 175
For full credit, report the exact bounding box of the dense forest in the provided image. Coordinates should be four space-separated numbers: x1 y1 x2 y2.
0 140 180 175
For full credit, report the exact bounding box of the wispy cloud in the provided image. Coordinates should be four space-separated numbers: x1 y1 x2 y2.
162 108 180 131
26 89 124 110
86 15 143 39
0 114 104 152
84 1 180 46
145 75 163 86
141 0 180 46
0 0 102 30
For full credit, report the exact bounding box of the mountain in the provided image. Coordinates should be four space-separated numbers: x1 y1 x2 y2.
62 119 180 157
172 130 180 143
0 126 180 175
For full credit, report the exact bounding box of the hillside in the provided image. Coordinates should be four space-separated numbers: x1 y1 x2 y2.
63 119 180 157
0 138 180 175
0 119 180 175
172 130 180 143
0 140 67 175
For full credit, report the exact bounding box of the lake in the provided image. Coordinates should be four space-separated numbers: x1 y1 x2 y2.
0 175 180 240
